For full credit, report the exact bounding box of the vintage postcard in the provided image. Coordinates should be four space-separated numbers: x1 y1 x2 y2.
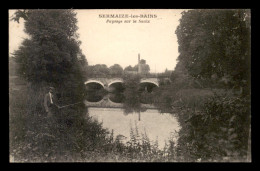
9 9 251 162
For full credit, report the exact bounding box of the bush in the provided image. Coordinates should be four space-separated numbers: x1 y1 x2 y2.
176 94 251 162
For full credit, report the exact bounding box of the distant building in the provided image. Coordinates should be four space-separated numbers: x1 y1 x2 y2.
138 54 149 74
124 53 149 75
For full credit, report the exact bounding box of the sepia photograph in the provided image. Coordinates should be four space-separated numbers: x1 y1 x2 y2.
9 9 251 162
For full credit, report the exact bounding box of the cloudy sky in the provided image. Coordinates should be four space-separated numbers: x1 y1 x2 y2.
9 9 185 73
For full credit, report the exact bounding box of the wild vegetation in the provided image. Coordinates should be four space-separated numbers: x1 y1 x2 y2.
152 9 251 162
10 9 251 162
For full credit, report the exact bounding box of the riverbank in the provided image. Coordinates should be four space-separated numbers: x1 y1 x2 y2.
152 85 251 162
9 77 177 162
9 76 108 162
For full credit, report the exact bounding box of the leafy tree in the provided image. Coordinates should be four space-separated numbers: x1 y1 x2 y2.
88 64 109 77
77 49 88 80
12 9 86 98
109 64 123 76
173 9 251 161
133 65 139 71
124 65 134 72
176 9 250 94
170 60 202 89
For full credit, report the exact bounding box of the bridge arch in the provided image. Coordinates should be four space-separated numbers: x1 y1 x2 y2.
85 80 105 88
108 79 124 87
140 80 159 87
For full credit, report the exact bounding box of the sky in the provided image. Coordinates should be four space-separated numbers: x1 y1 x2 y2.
9 9 185 73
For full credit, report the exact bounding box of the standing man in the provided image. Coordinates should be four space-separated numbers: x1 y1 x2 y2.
44 87 59 118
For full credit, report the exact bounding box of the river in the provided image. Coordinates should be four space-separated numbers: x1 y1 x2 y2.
84 88 180 150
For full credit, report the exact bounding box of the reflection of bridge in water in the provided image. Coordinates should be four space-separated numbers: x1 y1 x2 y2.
84 96 157 109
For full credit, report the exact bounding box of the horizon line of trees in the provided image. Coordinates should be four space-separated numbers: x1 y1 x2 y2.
85 63 152 78
85 63 173 78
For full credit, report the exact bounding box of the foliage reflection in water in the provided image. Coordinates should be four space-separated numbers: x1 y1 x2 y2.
87 107 180 150
85 87 181 150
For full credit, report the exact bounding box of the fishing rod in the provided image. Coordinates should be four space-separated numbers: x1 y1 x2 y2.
56 102 82 109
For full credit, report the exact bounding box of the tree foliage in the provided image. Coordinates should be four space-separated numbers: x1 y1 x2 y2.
109 64 123 76
12 9 86 97
170 10 251 161
124 65 137 72
87 64 125 77
87 64 109 77
176 9 250 93
176 94 250 161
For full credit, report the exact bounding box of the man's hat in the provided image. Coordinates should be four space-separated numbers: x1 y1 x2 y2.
49 87 55 90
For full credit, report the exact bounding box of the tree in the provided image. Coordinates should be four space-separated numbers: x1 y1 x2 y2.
77 49 88 80
88 64 109 77
133 65 139 71
124 65 134 72
12 11 82 81
12 9 86 101
176 9 250 93
174 10 251 161
109 64 123 76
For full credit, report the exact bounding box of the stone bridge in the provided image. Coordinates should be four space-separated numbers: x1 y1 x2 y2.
84 77 159 91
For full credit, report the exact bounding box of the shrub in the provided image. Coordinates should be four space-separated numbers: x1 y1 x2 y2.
176 94 251 162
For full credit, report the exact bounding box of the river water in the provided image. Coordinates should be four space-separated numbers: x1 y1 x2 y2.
84 91 180 150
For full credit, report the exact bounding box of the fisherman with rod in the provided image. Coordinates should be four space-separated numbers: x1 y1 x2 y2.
44 87 82 118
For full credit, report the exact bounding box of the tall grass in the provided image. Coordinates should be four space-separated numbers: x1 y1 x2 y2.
98 121 179 162
9 82 112 162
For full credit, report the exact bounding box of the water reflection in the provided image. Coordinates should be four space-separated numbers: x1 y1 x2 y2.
84 88 180 149
87 107 180 149
85 92 103 102
108 93 124 103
